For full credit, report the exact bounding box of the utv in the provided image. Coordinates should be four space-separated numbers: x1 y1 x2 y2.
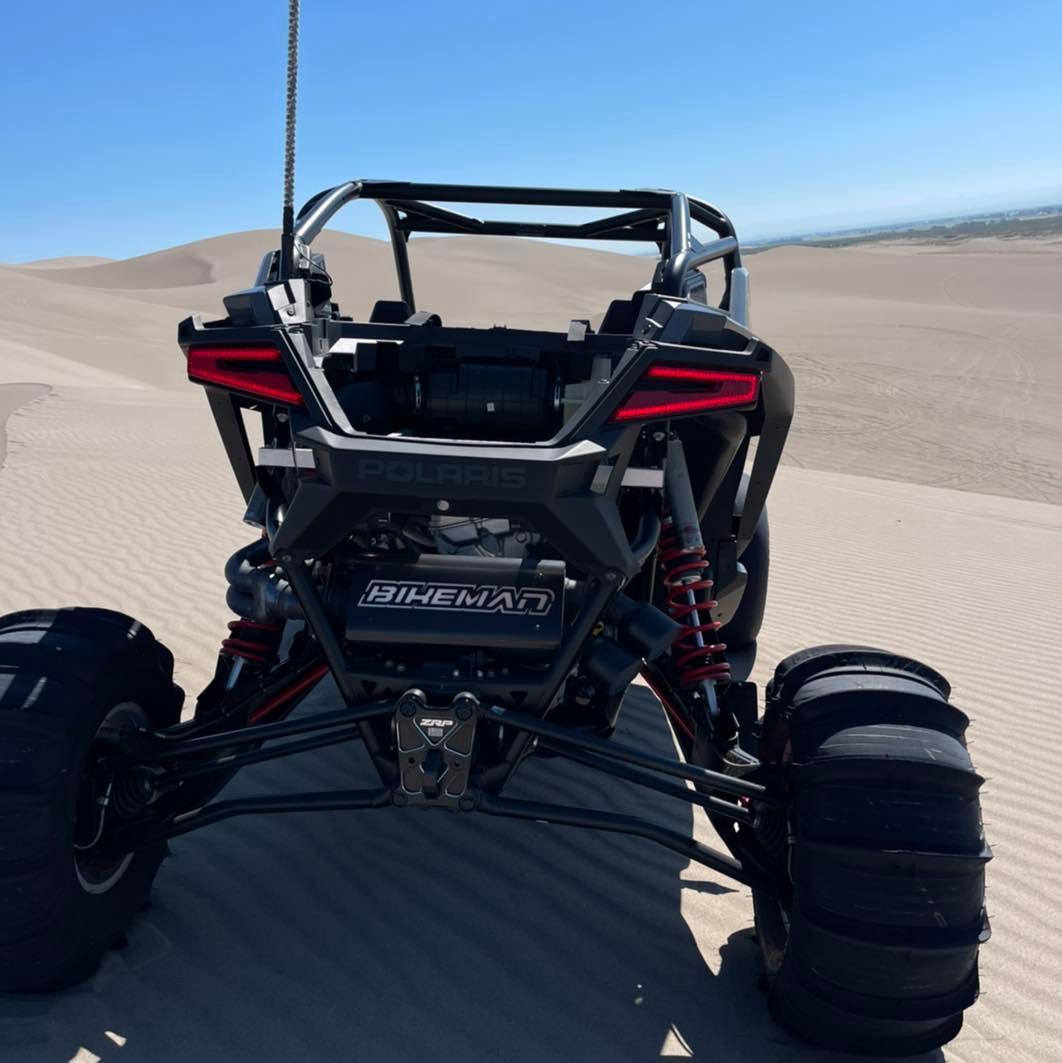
0 182 989 1055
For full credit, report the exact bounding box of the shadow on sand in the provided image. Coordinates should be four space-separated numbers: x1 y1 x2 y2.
0 685 943 1062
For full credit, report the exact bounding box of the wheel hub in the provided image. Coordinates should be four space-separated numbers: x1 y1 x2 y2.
73 702 148 895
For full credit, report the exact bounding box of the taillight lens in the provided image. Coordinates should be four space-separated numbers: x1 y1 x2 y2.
187 346 304 406
611 365 759 423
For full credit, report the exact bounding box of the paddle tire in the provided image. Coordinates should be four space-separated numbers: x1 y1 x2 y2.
754 645 991 1056
0 608 183 992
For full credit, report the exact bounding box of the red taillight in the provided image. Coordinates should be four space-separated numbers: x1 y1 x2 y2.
186 346 304 406
611 365 759 423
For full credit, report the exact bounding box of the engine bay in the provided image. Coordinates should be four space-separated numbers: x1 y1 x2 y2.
323 329 615 443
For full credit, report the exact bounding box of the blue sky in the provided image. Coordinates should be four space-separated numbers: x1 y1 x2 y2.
3 0 1060 261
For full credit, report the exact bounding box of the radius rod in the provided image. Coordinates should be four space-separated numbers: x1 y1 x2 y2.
114 699 394 768
483 704 781 805
538 740 754 824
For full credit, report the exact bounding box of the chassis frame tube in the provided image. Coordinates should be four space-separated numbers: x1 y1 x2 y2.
271 536 397 784
476 576 619 790
278 553 361 704
478 794 772 892
110 785 771 895
123 699 393 766
160 725 365 783
156 654 329 743
112 788 393 852
290 180 741 310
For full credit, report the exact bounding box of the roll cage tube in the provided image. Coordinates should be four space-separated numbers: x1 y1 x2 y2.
289 181 742 312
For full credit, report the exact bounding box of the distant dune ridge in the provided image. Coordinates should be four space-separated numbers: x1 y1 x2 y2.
19 255 115 269
0 231 1060 1061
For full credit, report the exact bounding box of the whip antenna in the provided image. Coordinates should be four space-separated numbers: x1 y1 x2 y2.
279 0 300 279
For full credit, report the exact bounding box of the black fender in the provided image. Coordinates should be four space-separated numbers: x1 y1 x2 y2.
712 474 769 682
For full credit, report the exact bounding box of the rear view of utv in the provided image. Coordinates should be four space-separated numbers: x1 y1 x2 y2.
0 183 989 1055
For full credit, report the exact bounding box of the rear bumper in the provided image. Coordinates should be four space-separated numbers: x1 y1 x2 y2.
272 427 643 578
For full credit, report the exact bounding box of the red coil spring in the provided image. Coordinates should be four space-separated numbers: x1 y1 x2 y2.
220 620 281 666
658 513 730 687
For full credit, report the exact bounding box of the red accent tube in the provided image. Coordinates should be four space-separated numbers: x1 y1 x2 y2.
248 660 330 724
641 668 695 742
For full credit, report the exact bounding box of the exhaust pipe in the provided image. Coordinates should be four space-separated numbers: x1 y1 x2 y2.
225 540 304 623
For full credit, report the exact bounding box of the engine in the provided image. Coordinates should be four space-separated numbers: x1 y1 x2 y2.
223 502 678 736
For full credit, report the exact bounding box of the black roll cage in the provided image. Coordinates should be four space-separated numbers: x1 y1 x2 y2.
287 181 742 312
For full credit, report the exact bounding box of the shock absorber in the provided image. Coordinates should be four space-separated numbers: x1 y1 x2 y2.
659 436 730 721
219 618 284 694
220 619 283 672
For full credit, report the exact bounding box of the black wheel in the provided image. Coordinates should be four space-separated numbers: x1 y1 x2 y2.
754 645 991 1056
0 608 183 992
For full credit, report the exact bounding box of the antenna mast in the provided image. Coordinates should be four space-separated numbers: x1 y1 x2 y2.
279 0 300 279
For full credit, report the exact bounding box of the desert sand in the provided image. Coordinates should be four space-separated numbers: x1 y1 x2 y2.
0 230 1060 1062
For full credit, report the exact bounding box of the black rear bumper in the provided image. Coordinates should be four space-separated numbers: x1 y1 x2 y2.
274 428 645 578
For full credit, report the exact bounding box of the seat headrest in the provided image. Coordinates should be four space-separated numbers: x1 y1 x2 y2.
369 299 412 324
599 290 654 334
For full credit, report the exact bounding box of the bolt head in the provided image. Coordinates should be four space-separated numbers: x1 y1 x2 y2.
437 499 450 512
458 795 475 811
393 791 408 807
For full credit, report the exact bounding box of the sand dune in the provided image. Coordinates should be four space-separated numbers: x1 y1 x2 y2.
12 229 652 331
1 231 1060 1061
751 240 1062 503
0 383 48 467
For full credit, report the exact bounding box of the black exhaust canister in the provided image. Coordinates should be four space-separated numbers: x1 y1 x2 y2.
344 555 566 652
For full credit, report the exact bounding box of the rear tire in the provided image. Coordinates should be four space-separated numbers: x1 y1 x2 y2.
755 645 990 1056
0 608 182 991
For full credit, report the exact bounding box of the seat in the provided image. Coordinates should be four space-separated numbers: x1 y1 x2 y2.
369 299 412 323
